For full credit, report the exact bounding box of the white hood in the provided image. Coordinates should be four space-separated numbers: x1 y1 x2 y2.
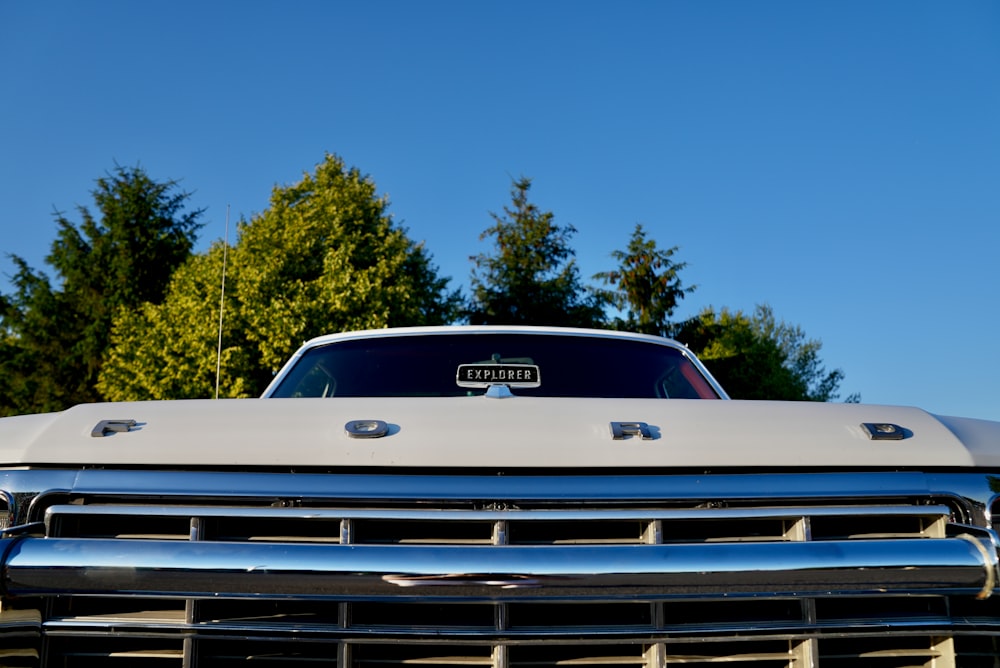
1 397 998 469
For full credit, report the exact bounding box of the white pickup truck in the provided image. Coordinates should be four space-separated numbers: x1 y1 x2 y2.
1 325 999 667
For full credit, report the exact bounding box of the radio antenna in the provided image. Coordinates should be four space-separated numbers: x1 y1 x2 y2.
214 204 230 399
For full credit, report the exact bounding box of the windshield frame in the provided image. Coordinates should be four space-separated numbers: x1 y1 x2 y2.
262 326 728 400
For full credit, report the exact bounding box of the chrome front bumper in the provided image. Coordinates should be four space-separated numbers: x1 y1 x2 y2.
2 533 998 600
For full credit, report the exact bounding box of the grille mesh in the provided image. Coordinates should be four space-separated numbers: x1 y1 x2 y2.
13 494 996 666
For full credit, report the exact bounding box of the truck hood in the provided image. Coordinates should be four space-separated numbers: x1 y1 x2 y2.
1 397 998 469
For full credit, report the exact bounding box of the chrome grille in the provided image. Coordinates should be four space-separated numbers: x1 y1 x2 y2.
1 470 999 666
44 502 952 544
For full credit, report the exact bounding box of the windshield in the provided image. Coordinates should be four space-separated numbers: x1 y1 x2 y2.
268 333 721 399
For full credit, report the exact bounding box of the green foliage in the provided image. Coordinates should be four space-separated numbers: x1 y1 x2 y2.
98 243 254 400
6 159 856 410
0 258 79 414
51 165 202 310
593 227 852 402
466 177 604 327
595 224 695 336
99 154 460 401
0 166 202 415
235 154 458 372
675 304 852 402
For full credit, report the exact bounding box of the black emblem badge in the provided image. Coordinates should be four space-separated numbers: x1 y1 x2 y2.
456 364 541 388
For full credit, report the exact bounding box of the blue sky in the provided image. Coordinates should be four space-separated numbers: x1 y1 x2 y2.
2 1 998 419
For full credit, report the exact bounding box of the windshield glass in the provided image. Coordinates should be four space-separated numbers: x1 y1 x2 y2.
269 333 721 399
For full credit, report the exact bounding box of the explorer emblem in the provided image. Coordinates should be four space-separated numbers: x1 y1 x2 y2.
456 364 541 388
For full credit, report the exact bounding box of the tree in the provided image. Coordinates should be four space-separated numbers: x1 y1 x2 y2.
99 154 460 401
0 166 202 415
466 177 604 327
98 243 255 400
595 224 694 336
0 258 79 414
674 304 854 402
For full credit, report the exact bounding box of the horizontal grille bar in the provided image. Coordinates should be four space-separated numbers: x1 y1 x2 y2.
42 503 952 545
36 597 974 638
2 535 995 600
44 503 955 523
34 635 971 667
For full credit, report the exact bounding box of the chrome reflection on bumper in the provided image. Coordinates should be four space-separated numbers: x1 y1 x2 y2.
2 533 997 601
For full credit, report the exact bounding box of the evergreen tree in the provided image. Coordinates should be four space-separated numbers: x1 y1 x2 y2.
0 166 202 415
467 177 603 327
595 224 694 336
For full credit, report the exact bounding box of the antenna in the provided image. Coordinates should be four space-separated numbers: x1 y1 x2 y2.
214 205 230 399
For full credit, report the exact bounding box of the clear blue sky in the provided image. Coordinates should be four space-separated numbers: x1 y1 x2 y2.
2 1 998 420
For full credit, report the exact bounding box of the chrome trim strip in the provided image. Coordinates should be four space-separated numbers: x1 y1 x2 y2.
0 470 995 526
38 470 949 500
43 503 954 523
3 536 995 601
35 616 987 641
